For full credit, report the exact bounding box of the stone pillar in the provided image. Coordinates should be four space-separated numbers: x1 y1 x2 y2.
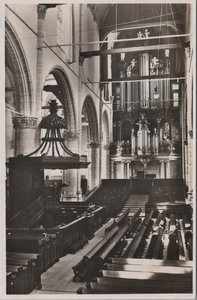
115 162 124 179
36 5 47 118
156 118 161 153
127 162 130 178
130 163 134 178
160 160 165 178
14 116 38 156
166 160 171 178
110 160 114 179
89 142 100 189
123 162 127 179
101 144 109 179
131 128 136 155
63 131 80 200
121 162 125 179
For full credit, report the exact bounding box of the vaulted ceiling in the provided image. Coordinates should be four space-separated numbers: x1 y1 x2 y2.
88 3 187 40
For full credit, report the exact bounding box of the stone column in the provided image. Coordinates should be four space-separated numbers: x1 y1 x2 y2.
156 118 161 153
36 5 47 118
128 162 131 178
121 162 125 179
130 163 134 178
14 116 38 156
160 160 165 178
115 161 124 179
63 131 80 200
131 128 136 155
166 160 171 178
110 160 114 179
89 142 100 189
123 162 126 179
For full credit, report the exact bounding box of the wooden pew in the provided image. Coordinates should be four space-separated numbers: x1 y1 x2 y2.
90 206 106 234
84 276 192 293
111 257 193 267
145 234 158 259
6 231 50 271
50 216 89 255
152 227 163 259
101 269 192 281
169 214 176 232
167 232 179 260
7 253 42 289
153 210 166 231
73 225 120 281
7 265 29 294
73 220 130 282
6 272 17 294
183 214 192 230
7 228 59 266
105 209 130 235
125 210 154 258
87 282 192 294
179 220 190 260
105 263 192 274
7 258 36 293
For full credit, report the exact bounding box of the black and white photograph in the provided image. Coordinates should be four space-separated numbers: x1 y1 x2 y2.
1 0 196 298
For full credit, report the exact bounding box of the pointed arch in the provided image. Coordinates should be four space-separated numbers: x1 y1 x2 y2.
5 19 33 115
82 95 99 143
48 67 76 131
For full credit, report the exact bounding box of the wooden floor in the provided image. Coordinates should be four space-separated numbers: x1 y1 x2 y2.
31 219 114 294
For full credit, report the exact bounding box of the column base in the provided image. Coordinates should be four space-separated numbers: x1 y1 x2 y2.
61 196 80 202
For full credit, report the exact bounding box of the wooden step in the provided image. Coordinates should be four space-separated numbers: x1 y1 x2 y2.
106 263 192 274
102 270 192 281
111 257 193 267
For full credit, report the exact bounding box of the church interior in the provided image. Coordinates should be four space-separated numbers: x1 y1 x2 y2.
4 2 195 297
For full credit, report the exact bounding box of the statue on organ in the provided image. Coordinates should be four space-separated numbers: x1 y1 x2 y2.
126 58 138 77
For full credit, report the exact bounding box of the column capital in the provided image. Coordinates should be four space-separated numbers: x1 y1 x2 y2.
63 130 79 140
14 116 38 129
88 142 100 149
37 4 47 19
103 144 110 150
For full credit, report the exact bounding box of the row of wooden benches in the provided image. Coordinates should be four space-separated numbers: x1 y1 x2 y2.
77 258 193 294
120 209 193 261
72 208 141 282
73 207 193 287
7 252 42 294
6 206 106 294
